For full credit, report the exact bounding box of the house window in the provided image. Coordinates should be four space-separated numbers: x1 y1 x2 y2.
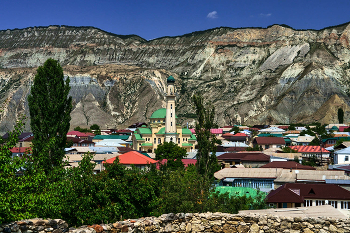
265 145 269 149
171 122 172 126
316 200 325 206
158 138 161 144
154 138 156 144
183 138 185 141
329 201 338 208
170 137 173 142
346 156 349 161
341 201 350 209
171 104 172 109
19 143 22 147
178 138 180 144
304 200 312 207
171 113 172 117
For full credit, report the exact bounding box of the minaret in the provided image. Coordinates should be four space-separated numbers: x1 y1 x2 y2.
165 76 177 143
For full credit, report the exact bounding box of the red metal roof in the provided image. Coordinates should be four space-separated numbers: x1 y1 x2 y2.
104 151 156 165
156 159 197 169
210 129 223 134
67 131 89 137
234 133 247 136
289 145 329 153
339 126 350 132
10 147 32 153
217 152 270 162
224 147 247 152
267 183 350 203
254 137 285 145
19 136 34 142
260 161 316 170
278 126 289 129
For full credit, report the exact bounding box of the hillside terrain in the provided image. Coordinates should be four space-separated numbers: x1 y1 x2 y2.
1 24 350 133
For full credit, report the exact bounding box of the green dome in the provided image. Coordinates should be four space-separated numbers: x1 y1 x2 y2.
150 108 178 119
167 76 175 83
150 108 166 119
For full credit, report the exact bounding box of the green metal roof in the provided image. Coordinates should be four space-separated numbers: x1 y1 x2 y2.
322 137 350 143
141 143 153 146
284 138 292 143
156 127 165 134
182 143 193 147
141 152 152 158
137 127 152 134
331 126 339 130
167 76 175 83
182 128 192 135
93 135 129 140
189 134 197 141
214 186 267 199
134 134 145 141
150 108 178 119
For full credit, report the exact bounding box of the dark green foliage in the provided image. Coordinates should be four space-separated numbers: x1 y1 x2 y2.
309 137 321 146
302 155 318 167
74 126 91 132
282 147 298 153
28 58 72 173
288 125 296 130
231 126 240 134
246 145 262 151
294 156 300 163
192 93 220 178
338 108 344 124
90 124 101 135
155 142 187 171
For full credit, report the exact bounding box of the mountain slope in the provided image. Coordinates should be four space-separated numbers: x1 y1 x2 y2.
1 23 350 132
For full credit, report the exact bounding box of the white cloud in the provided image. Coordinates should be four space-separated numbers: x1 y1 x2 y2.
207 11 218 19
259 13 272 17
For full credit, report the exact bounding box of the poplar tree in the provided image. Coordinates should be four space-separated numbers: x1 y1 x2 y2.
28 58 72 173
192 93 220 178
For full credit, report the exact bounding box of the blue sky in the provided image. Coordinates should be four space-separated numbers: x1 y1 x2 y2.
1 0 350 40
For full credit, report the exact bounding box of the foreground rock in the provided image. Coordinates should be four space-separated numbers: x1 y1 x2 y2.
2 211 350 233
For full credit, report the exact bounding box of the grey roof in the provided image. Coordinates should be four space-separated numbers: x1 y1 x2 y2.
239 205 347 219
90 146 119 153
335 147 350 154
214 167 350 183
326 179 350 184
214 168 283 180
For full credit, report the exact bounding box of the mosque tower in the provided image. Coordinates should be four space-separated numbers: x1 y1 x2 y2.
165 76 177 143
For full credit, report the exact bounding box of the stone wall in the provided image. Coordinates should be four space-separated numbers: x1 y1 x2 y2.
2 213 350 233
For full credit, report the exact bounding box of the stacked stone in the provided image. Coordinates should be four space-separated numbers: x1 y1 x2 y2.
0 219 68 233
3 213 350 233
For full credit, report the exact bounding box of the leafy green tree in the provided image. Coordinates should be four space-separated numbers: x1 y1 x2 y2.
155 141 187 171
231 126 240 134
338 108 344 124
192 93 220 178
246 145 262 151
74 126 92 133
28 58 72 173
90 124 101 135
282 146 298 153
288 125 296 130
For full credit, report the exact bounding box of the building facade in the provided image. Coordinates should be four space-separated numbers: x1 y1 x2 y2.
132 76 197 153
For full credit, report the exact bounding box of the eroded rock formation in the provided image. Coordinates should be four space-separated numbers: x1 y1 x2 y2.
1 23 350 133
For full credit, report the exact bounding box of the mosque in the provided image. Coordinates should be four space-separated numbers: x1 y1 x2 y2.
132 76 197 153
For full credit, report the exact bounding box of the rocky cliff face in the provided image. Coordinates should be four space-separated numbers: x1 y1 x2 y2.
1 24 350 133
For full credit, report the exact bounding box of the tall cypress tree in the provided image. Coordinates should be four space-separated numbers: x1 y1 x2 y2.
192 93 220 178
28 58 72 173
